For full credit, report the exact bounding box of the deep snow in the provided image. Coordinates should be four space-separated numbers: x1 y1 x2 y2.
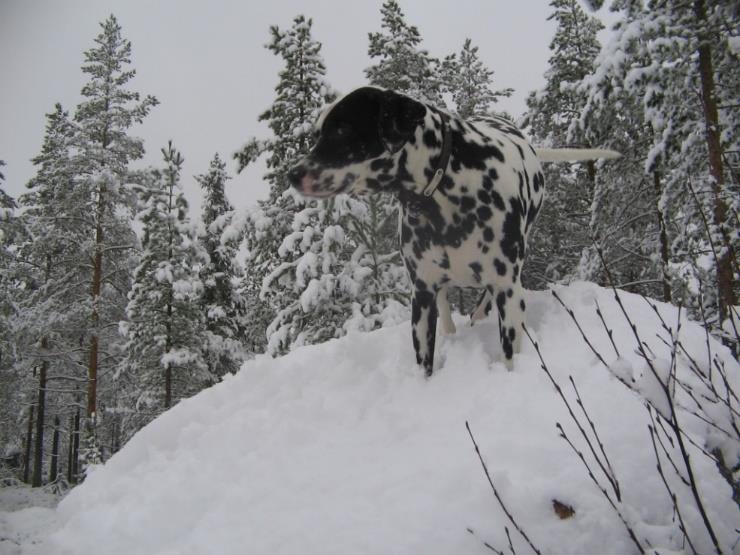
2 282 738 554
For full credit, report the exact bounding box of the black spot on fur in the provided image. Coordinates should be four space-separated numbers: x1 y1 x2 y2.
451 130 505 171
494 258 506 276
371 158 394 172
490 189 505 211
500 197 525 264
496 291 507 321
423 129 440 148
502 336 513 359
461 196 476 212
533 171 544 192
477 205 492 222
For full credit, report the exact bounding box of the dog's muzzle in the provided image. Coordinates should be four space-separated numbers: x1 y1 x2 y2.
287 164 317 194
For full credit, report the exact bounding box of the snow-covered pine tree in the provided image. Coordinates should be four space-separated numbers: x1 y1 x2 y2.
73 14 158 463
573 2 668 301
579 0 738 337
119 142 208 439
196 153 246 378
0 160 26 471
366 0 442 105
16 104 88 485
0 161 14 218
522 0 605 290
441 38 513 120
234 15 343 355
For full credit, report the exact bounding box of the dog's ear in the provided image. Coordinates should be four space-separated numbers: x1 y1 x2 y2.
379 91 426 154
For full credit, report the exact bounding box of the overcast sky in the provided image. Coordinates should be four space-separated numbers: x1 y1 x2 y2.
0 0 614 217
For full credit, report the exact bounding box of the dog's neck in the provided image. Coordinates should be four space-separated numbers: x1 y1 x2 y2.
396 109 452 203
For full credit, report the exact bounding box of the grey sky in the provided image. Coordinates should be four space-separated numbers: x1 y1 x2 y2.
0 0 614 217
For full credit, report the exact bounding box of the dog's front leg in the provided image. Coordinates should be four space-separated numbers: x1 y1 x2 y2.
437 285 456 335
411 288 438 376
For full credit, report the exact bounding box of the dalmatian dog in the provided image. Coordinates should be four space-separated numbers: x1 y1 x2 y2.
287 87 618 376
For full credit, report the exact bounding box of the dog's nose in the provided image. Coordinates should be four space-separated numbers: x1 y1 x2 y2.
287 165 306 188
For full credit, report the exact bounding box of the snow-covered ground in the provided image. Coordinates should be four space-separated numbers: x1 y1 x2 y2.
2 282 738 554
0 485 60 554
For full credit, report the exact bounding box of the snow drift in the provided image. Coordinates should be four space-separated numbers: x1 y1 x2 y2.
16 283 740 554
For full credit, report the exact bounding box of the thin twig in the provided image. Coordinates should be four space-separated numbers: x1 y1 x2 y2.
648 410 699 555
594 243 724 554
596 299 621 358
570 376 621 500
465 421 542 555
551 291 610 370
466 527 504 554
523 324 621 499
556 423 645 554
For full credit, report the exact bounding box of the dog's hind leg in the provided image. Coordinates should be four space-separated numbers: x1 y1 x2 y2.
437 285 456 335
493 283 525 370
470 290 493 325
412 288 438 376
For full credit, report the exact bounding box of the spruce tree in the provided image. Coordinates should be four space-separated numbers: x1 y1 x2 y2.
0 161 15 216
366 0 442 105
196 153 245 377
234 15 337 354
441 38 513 119
73 14 157 463
579 0 738 337
12 104 90 484
522 0 605 290
0 160 25 467
120 143 207 437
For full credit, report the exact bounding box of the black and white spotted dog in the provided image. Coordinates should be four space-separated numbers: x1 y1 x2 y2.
287 87 618 376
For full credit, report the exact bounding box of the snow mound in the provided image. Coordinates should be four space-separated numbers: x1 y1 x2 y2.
21 283 740 554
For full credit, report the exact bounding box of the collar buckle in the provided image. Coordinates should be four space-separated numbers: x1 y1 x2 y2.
423 169 444 197
421 115 452 198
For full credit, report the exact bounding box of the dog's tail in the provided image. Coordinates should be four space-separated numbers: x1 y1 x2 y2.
535 148 621 163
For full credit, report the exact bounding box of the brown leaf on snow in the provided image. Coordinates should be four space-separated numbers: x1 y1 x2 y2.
552 499 576 519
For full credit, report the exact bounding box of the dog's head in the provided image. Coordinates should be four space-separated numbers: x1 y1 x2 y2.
287 87 427 198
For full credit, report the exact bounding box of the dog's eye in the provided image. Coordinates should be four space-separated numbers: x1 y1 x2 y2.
333 124 351 138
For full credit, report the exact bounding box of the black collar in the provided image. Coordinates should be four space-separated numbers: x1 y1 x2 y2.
422 114 452 197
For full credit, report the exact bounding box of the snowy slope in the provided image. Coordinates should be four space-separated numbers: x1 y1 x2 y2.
9 282 740 554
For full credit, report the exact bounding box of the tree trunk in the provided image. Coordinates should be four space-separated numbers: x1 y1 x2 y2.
23 405 34 484
165 303 173 409
71 407 81 483
67 414 74 483
694 0 736 323
653 171 672 303
49 416 60 483
88 185 105 419
32 352 47 487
